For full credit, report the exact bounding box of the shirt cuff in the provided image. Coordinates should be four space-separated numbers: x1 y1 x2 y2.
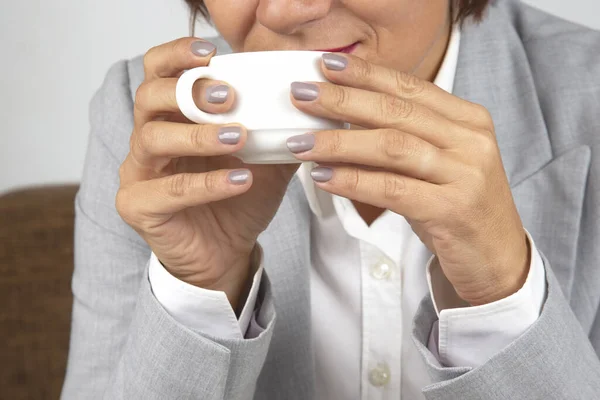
425 229 547 367
148 244 264 340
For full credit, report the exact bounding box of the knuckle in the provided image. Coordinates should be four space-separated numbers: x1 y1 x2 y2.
143 46 159 71
379 130 412 160
115 188 135 224
332 86 349 109
171 38 187 57
356 58 374 81
470 165 487 186
395 72 426 98
168 173 190 198
326 131 346 155
474 103 494 127
134 81 152 110
381 95 414 121
383 173 406 202
468 130 493 157
203 172 220 193
189 124 209 151
341 169 361 194
138 122 158 154
118 154 140 185
475 132 497 158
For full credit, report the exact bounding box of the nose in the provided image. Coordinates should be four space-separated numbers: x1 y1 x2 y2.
256 0 333 35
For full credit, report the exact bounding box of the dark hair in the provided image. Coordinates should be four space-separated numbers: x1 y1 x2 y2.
184 0 491 30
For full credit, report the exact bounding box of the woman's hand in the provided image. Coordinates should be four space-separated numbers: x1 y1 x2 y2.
116 38 298 309
288 53 530 306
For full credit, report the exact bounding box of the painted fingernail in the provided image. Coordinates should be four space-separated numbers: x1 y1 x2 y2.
311 166 333 182
218 126 241 145
287 134 315 153
191 41 216 57
291 82 320 101
206 84 229 104
228 169 250 185
322 53 348 71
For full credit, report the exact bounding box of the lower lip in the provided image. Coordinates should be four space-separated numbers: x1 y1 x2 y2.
317 42 359 54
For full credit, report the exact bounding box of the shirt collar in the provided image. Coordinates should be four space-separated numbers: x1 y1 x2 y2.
297 24 462 218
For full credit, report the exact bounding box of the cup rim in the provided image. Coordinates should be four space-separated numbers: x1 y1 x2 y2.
211 50 327 61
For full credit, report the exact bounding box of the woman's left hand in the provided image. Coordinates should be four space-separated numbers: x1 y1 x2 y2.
289 52 530 306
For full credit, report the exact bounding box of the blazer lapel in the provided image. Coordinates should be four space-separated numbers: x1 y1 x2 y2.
454 6 553 186
512 146 591 298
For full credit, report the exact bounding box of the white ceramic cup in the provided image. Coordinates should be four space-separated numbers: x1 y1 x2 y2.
176 51 346 164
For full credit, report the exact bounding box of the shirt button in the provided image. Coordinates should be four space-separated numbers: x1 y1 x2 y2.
370 257 393 280
368 363 391 387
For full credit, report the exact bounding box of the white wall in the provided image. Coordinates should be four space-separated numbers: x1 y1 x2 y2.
1 0 598 194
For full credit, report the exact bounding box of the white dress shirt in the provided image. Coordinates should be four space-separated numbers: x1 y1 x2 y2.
149 25 547 399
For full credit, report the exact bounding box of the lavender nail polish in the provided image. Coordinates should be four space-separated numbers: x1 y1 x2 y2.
311 167 333 182
191 41 216 57
322 53 348 71
287 134 315 153
228 169 250 185
291 82 320 101
218 126 241 145
206 84 229 104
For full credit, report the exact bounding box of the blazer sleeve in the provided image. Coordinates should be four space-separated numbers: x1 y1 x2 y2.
60 60 276 400
411 252 600 400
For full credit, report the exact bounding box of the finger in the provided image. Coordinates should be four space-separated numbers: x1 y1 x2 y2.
319 52 492 129
131 121 247 164
290 81 469 149
287 129 463 184
308 165 442 222
144 37 216 80
116 169 253 223
133 78 236 128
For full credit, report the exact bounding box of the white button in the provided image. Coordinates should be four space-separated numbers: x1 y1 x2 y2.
368 363 391 387
370 257 393 280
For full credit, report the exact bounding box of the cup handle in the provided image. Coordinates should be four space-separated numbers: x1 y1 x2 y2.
176 66 225 124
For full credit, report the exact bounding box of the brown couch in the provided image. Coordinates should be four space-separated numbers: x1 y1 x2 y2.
0 185 78 400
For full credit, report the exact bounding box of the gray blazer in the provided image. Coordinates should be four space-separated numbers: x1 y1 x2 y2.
61 1 600 399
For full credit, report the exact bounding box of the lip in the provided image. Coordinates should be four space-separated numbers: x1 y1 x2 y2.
315 42 359 54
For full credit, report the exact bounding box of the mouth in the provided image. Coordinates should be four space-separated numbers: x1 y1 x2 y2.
314 42 359 54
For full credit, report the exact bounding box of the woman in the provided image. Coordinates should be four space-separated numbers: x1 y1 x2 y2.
61 0 600 398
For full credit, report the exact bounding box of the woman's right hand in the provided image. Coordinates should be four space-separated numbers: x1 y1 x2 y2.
116 38 299 310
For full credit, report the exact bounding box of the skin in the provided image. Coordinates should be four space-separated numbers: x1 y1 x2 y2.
116 0 529 311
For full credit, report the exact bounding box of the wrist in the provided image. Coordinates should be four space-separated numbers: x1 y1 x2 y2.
458 231 531 306
166 245 259 311
201 262 252 313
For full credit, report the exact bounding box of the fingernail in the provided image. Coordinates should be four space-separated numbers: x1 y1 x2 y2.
291 82 320 101
191 41 216 57
311 166 333 182
218 126 241 145
206 84 229 104
322 53 348 71
228 169 250 185
287 134 315 153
